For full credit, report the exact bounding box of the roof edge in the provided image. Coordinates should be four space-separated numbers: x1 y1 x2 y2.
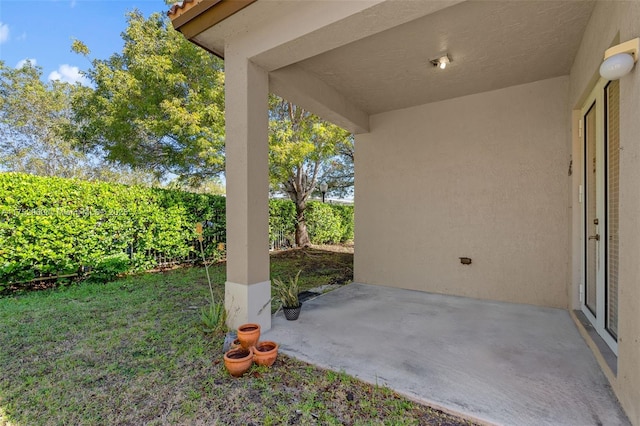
167 0 197 20
169 0 258 44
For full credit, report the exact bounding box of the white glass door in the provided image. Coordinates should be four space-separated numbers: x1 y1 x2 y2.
581 78 618 354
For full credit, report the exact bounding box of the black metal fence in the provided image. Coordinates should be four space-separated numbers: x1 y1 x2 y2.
134 224 294 268
9 225 295 287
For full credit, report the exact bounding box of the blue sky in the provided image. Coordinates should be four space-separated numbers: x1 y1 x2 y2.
0 0 168 83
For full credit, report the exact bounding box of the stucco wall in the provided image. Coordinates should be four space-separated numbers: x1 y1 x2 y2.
569 2 640 424
354 76 570 308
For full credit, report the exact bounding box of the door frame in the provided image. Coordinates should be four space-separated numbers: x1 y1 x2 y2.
579 78 618 355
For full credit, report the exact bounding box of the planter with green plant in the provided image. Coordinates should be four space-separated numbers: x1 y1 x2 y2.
273 270 302 320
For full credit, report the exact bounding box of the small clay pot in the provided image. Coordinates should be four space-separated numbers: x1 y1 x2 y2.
253 341 279 367
237 323 261 349
223 347 254 377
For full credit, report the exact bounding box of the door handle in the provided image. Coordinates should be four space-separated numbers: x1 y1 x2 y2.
588 234 600 241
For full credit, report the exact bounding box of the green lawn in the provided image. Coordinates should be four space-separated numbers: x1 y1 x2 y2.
0 248 471 425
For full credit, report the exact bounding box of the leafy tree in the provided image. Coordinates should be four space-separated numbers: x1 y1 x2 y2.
0 61 159 185
166 177 226 195
269 96 353 246
69 10 354 238
0 60 87 178
318 135 354 199
71 11 225 184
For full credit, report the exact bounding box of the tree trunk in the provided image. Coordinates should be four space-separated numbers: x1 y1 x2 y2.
294 201 310 247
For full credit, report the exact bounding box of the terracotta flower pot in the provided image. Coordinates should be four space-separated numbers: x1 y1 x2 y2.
237 323 261 349
223 347 254 377
253 341 279 367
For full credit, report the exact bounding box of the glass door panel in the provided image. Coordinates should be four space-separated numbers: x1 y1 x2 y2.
584 103 598 316
581 78 618 354
605 80 620 340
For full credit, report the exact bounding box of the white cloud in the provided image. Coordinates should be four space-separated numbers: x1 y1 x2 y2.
16 58 37 68
16 32 27 41
0 22 9 44
48 64 90 86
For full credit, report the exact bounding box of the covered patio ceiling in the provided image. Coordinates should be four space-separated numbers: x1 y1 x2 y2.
174 0 595 129
292 0 595 115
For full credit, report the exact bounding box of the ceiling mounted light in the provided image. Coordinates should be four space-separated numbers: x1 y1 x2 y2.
430 54 451 70
599 38 639 80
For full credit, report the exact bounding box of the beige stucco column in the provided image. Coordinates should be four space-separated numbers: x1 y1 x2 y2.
224 51 271 331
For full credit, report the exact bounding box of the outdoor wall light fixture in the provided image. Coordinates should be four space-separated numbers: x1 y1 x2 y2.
430 54 451 70
599 38 639 80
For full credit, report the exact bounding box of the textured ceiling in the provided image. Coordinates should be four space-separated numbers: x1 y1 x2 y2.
293 0 595 115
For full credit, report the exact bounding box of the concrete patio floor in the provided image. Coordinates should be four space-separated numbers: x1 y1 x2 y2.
264 283 629 426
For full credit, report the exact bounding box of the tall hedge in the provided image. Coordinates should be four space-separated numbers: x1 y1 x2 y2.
269 198 296 245
332 204 355 242
0 173 224 289
304 202 354 244
269 200 354 246
0 173 353 290
156 189 226 259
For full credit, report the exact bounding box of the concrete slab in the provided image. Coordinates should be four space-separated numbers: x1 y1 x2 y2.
264 283 629 426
